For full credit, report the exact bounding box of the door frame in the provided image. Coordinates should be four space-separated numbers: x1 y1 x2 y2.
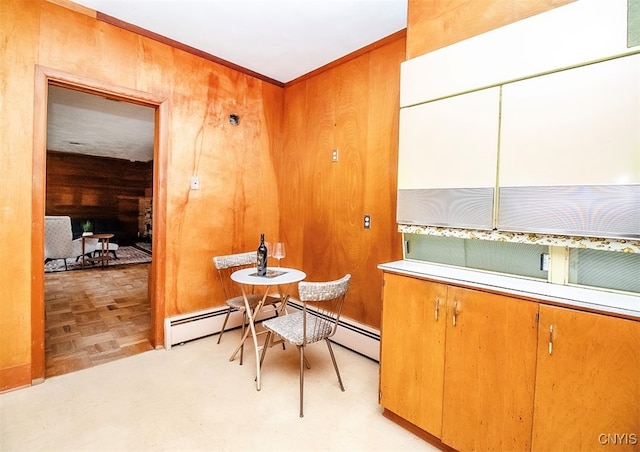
31 66 168 383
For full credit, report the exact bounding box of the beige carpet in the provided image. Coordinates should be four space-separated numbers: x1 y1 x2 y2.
1 329 438 452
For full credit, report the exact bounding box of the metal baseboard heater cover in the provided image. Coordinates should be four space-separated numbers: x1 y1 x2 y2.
164 303 381 361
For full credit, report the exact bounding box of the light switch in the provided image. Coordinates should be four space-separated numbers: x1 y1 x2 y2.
332 149 339 162
190 176 200 190
540 253 549 271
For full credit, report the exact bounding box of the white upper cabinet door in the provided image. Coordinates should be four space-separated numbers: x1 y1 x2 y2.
401 0 631 107
500 54 640 187
398 87 500 190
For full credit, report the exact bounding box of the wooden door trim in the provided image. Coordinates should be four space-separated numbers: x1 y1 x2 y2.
32 65 168 383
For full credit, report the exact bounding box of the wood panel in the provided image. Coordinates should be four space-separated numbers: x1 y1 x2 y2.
2 0 285 391
441 286 539 451
533 305 640 451
407 0 576 60
282 36 405 328
380 274 447 436
1 0 41 389
46 151 152 244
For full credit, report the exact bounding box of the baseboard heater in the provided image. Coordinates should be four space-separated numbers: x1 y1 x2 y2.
286 299 381 361
164 302 381 361
164 306 275 350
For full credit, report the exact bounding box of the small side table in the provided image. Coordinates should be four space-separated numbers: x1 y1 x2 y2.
230 267 306 390
82 233 114 269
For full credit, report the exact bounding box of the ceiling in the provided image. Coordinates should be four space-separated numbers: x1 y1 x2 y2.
72 0 408 84
48 0 407 162
47 86 156 162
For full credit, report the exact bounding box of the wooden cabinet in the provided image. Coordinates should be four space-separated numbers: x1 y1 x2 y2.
380 273 447 436
380 273 538 450
441 286 538 451
532 305 640 451
379 271 640 451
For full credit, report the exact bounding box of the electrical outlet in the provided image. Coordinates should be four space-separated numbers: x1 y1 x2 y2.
363 214 371 229
332 149 339 162
190 176 200 190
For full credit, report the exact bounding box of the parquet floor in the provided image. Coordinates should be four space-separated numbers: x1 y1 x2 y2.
44 263 153 377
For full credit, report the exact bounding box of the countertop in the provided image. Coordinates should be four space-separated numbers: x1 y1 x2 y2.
378 260 640 321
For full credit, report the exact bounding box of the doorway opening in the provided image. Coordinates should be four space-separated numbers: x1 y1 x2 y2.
44 85 155 376
32 66 167 383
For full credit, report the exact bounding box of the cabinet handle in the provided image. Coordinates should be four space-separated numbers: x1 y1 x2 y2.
548 325 554 355
435 297 440 321
452 301 459 327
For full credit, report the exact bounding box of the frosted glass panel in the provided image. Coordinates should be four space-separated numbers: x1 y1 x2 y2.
630 0 640 47
569 248 640 294
404 234 548 280
465 240 548 279
405 234 465 266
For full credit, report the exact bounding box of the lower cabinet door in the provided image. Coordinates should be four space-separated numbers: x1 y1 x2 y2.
441 286 539 451
532 305 640 451
380 273 447 436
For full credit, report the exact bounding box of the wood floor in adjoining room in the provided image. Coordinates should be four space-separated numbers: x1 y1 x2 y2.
44 263 153 377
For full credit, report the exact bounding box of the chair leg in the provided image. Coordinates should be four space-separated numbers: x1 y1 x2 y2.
299 345 305 418
239 311 247 365
217 308 232 344
259 331 273 368
274 303 287 351
325 338 345 391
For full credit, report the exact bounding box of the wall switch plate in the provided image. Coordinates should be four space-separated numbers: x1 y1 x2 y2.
190 176 200 190
363 214 371 229
332 149 339 162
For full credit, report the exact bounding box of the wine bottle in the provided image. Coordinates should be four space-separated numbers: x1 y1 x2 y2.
257 233 267 276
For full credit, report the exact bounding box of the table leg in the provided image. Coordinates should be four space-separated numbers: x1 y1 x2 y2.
101 239 107 268
229 285 271 391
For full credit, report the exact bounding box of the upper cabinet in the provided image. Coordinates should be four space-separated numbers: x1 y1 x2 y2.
397 87 499 230
400 0 631 107
498 54 640 238
500 55 639 187
397 0 640 239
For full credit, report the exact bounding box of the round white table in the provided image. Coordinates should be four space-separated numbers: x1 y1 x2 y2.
230 267 306 390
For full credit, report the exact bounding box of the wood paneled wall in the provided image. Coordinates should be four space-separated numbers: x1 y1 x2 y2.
407 0 576 59
46 151 152 244
280 37 406 328
1 0 283 391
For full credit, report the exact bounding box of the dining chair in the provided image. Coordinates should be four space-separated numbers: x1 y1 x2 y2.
259 273 351 417
212 251 282 365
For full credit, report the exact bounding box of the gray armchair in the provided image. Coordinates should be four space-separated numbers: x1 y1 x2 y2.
45 216 97 270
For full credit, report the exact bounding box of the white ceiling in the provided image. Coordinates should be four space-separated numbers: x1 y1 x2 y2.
47 86 156 162
48 0 407 162
72 0 408 83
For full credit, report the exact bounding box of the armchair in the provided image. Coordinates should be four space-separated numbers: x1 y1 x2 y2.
45 216 97 270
